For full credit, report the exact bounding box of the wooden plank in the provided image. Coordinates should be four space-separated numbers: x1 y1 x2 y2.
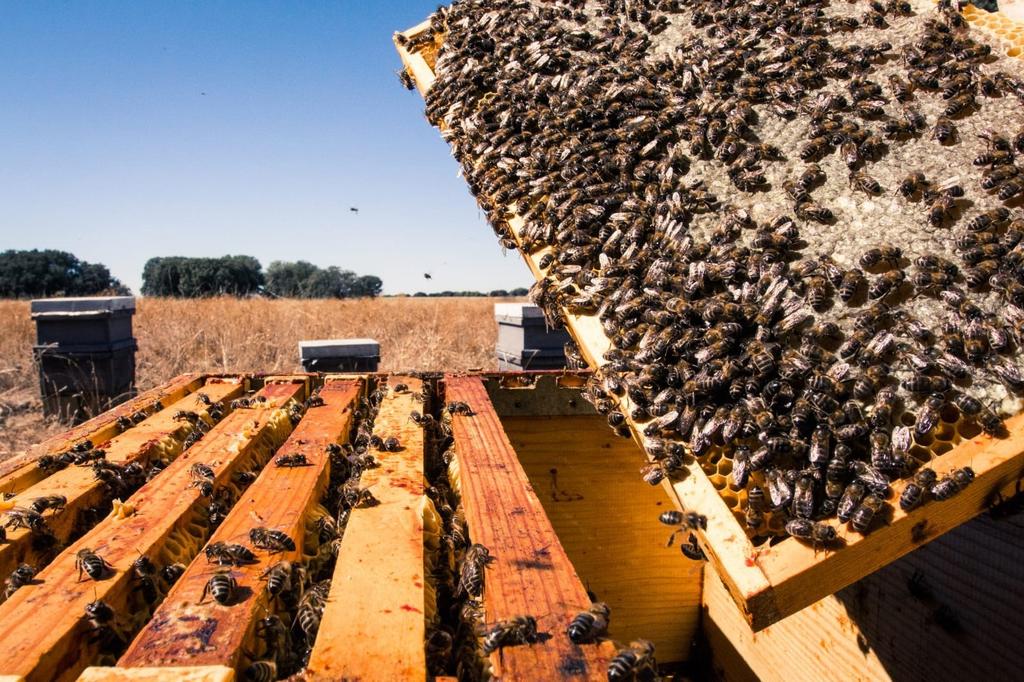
0 374 203 495
444 375 615 681
118 379 363 671
0 380 306 682
503 414 702 663
756 411 1024 621
397 20 1024 631
0 379 244 596
394 21 439 97
703 563 891 682
305 377 428 682
78 666 234 682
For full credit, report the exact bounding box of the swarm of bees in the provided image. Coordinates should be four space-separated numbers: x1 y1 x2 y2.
422 0 1024 548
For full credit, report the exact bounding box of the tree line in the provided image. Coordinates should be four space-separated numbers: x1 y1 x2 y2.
0 250 525 299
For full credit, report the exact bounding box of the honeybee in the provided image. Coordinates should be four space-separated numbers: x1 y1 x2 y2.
75 548 112 582
850 493 886 533
900 468 937 511
249 527 296 553
457 543 494 598
897 171 927 197
850 171 881 195
566 602 611 644
931 116 956 143
481 615 540 655
274 453 310 467
859 246 901 270
204 541 256 566
200 569 237 605
608 640 657 681
3 563 36 598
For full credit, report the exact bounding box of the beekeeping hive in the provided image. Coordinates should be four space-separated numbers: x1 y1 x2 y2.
396 0 1024 631
0 371 701 682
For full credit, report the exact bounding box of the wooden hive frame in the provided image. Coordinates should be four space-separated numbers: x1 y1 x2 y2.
117 377 364 672
0 378 307 682
395 15 1024 630
3 370 681 682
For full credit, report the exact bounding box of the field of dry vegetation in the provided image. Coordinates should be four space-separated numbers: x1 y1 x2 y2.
0 296 515 459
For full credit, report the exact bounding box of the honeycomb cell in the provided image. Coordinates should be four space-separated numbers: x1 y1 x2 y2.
910 445 933 462
934 423 955 441
940 405 960 423
933 442 953 456
914 431 935 447
717 459 733 476
958 420 983 439
901 412 916 427
710 473 728 490
720 490 739 508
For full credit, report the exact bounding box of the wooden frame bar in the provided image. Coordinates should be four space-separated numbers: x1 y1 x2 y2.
0 374 203 495
0 380 305 682
396 20 1024 631
445 375 615 681
305 376 429 681
0 379 244 600
79 666 235 682
118 378 363 670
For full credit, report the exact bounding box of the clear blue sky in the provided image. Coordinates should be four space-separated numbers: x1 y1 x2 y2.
0 1 532 295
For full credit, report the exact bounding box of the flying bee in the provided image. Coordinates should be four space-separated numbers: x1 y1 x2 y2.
274 453 310 467
566 602 611 644
660 509 708 547
608 640 657 681
481 615 540 655
898 171 927 198
900 468 937 511
457 543 494 598
249 527 296 553
75 548 112 581
200 569 237 605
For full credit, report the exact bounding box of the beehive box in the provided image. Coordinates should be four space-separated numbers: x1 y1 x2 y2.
396 1 1024 631
0 371 700 682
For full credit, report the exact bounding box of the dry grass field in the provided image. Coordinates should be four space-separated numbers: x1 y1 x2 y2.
0 296 515 459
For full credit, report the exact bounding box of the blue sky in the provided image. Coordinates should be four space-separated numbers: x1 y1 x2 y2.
0 1 532 295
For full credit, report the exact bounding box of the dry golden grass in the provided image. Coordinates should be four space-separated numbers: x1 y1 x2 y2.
0 296 516 458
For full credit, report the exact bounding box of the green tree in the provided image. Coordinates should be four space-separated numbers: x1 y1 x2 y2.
0 249 128 298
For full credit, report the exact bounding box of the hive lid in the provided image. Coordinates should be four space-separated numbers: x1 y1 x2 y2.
31 296 136 318
494 302 547 325
299 338 380 359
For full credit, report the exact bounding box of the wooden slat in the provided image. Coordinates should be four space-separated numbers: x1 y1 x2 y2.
0 380 305 682
305 376 428 681
755 411 1024 620
702 563 891 682
397 20 1024 631
503 414 702 663
0 380 244 595
0 374 203 495
78 666 234 682
445 375 615 681
118 379 363 670
394 20 439 97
